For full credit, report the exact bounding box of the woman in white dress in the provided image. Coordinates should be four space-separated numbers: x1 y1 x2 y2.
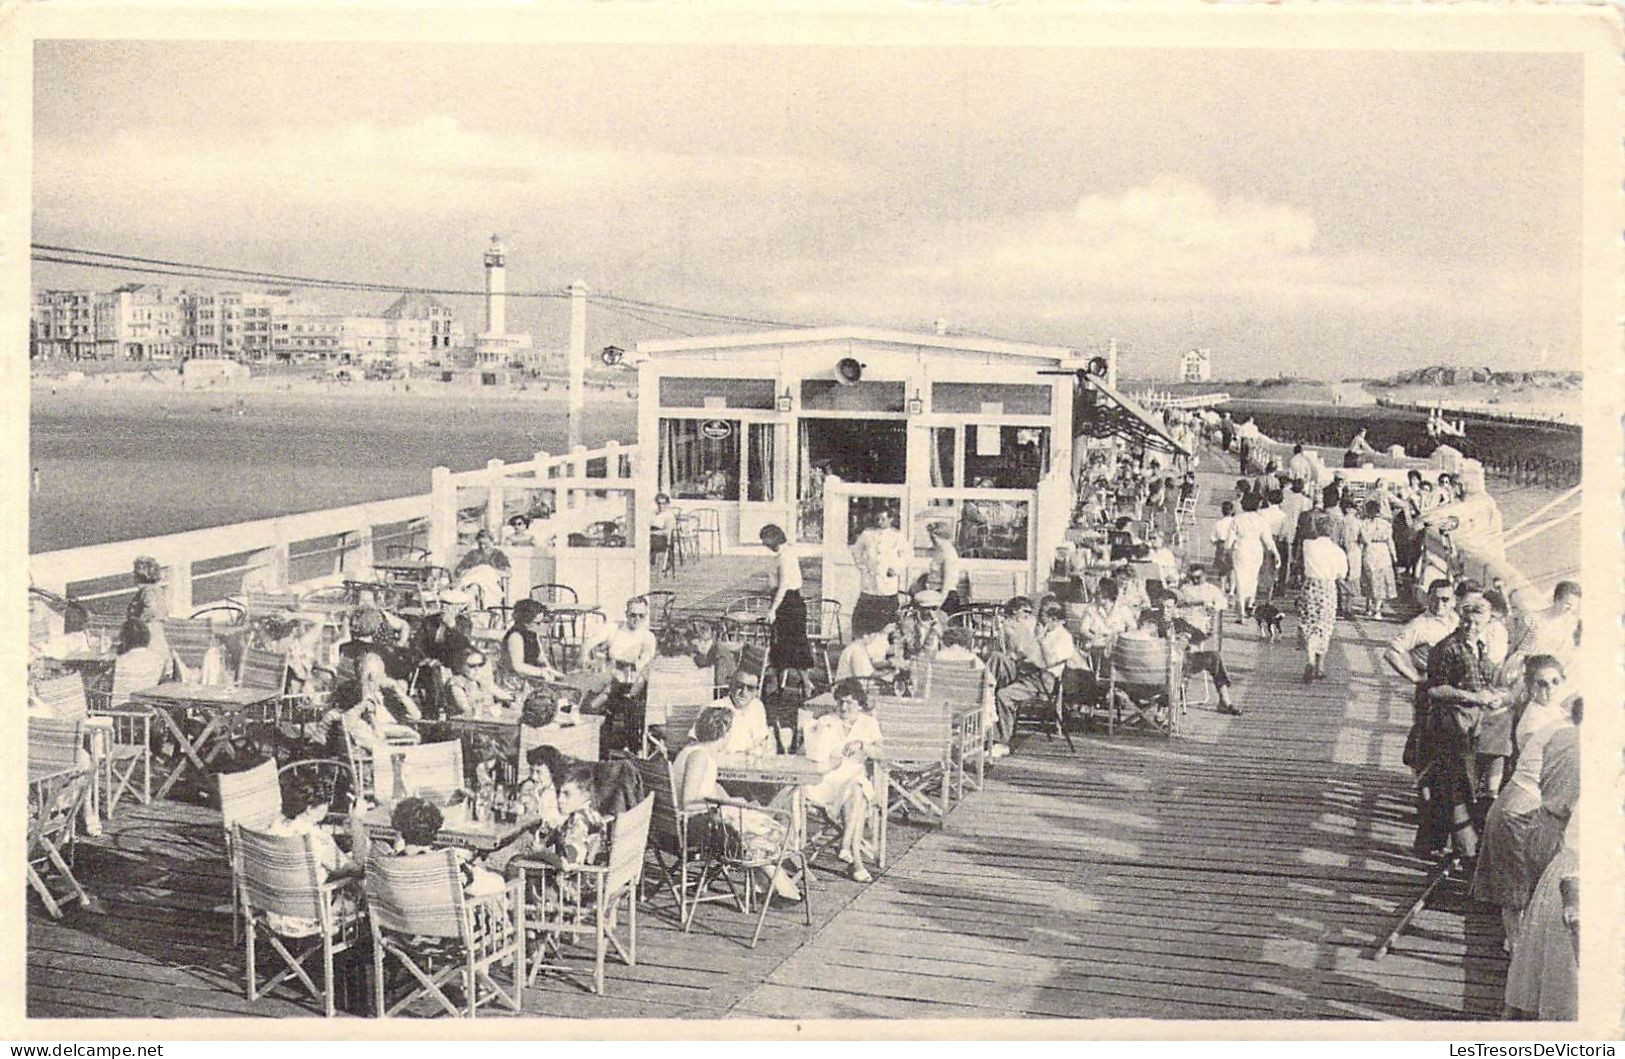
1472 656 1572 951
1228 493 1278 620
802 678 884 882
672 706 802 902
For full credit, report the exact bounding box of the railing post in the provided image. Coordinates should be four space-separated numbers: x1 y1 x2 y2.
429 466 457 567
486 458 506 537
604 440 622 479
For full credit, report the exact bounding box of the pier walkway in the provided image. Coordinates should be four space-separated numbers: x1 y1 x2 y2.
28 457 1504 1020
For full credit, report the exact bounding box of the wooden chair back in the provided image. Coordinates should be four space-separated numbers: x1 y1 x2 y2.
364 848 466 939
218 760 284 835
921 659 985 714
393 740 464 800
233 824 326 924
966 569 1018 605
163 617 218 668
28 717 84 774
632 755 683 854
239 647 289 693
604 794 654 896
84 611 125 651
1110 635 1176 690
32 675 89 720
244 591 302 619
644 658 716 727
871 695 951 767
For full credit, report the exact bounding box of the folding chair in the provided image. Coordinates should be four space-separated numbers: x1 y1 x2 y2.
920 659 989 799
232 824 364 1016
870 695 953 827
632 755 730 930
966 569 1018 607
365 849 524 1018
803 598 845 683
244 591 302 620
390 740 465 802
643 659 718 758
514 795 652 995
685 796 812 949
691 508 723 557
163 618 226 683
27 767 93 919
218 759 285 940
1104 635 1185 737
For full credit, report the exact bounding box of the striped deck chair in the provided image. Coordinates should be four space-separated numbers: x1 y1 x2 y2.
83 611 125 652
1104 634 1185 737
643 658 719 758
90 661 157 814
232 824 364 1017
921 658 990 799
364 848 524 1018
391 740 464 803
870 695 953 831
28 716 85 777
31 674 88 719
244 591 302 620
513 794 652 994
163 618 225 683
632 754 728 930
966 569 1019 607
28 766 93 919
219 760 285 943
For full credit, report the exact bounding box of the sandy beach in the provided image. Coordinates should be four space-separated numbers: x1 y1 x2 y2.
29 380 639 553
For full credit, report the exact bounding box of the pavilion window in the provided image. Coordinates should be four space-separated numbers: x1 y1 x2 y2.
658 418 741 501
963 426 1050 489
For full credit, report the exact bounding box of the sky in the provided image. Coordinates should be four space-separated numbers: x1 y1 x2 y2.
31 40 1586 380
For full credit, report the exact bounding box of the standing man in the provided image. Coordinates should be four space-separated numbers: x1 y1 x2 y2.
850 508 910 638
1416 591 1507 859
1287 443 1314 486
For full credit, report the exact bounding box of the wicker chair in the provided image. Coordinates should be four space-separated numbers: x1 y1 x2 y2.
231 823 364 1016
513 794 653 994
364 849 525 1018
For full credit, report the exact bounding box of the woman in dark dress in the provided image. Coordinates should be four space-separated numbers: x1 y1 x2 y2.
760 524 816 695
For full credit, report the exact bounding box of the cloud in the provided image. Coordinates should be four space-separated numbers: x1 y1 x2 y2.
34 114 855 225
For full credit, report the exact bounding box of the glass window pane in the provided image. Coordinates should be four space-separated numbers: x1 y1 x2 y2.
958 499 1029 560
931 382 1052 416
658 418 741 500
800 379 906 413
800 419 907 485
658 377 776 409
964 426 1049 489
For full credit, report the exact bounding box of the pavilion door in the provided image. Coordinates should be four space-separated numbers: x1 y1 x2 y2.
819 476 910 621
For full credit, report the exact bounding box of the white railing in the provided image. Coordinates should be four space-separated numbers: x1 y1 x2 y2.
30 441 644 617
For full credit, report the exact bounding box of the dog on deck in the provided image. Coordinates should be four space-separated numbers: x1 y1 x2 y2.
1253 603 1285 641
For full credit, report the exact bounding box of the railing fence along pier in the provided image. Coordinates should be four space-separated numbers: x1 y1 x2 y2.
31 442 648 621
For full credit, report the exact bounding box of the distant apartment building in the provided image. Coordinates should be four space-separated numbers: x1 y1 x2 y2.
1179 348 1213 383
32 285 463 365
30 290 98 360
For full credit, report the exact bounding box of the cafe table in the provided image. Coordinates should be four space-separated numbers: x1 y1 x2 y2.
128 682 283 799
713 752 827 847
357 797 541 854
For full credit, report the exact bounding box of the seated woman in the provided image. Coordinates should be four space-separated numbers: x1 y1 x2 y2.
504 514 537 547
500 599 562 691
385 796 506 897
801 679 883 882
263 774 357 937
484 744 572 876
443 647 515 720
329 652 421 761
673 707 801 901
113 618 170 693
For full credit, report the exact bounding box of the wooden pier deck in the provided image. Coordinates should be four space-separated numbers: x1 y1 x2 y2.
29 455 1505 1021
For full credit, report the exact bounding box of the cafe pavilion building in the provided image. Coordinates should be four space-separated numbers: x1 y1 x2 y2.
631 326 1184 617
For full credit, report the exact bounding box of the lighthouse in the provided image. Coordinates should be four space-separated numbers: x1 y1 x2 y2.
472 235 531 368
483 234 506 337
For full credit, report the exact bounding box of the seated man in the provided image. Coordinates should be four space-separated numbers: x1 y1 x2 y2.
992 602 1080 757
580 597 659 753
987 596 1039 690
453 529 511 609
695 671 776 757
1174 566 1241 716
1144 532 1179 586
